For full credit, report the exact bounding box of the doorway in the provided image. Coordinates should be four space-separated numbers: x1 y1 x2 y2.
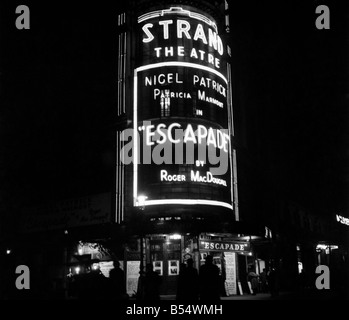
149 238 181 295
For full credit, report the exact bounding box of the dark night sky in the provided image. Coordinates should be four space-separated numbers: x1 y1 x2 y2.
0 1 348 217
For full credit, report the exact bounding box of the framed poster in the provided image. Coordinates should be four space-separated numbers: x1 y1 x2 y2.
168 260 179 276
153 261 163 276
224 252 237 295
126 261 140 296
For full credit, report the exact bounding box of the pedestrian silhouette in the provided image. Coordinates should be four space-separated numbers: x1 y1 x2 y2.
267 267 279 297
177 258 199 300
176 263 187 300
199 255 221 300
247 267 259 295
298 269 307 292
138 263 162 300
259 268 268 293
77 263 108 299
109 260 127 300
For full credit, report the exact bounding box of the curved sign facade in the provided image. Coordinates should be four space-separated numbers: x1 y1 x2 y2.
132 6 233 214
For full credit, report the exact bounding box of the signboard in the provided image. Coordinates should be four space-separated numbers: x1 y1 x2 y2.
336 214 349 226
199 240 250 252
137 7 225 71
20 192 111 233
126 261 141 296
131 6 233 213
99 261 115 278
224 252 237 295
137 67 228 126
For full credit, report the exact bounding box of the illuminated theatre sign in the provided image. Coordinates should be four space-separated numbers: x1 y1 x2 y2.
138 7 225 69
132 7 233 211
336 214 349 226
199 241 250 252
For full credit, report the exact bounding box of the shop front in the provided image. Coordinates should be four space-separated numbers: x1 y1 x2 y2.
123 227 269 297
198 237 250 296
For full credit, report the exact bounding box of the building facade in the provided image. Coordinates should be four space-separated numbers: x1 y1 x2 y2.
2 1 347 300
115 0 271 296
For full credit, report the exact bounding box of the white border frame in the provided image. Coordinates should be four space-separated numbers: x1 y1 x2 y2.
133 61 233 211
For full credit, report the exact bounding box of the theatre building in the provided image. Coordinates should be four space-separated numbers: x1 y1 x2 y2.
4 0 347 300
115 0 272 297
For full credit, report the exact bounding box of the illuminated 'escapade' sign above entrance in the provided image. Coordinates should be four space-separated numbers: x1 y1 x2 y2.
199 241 250 252
133 6 233 212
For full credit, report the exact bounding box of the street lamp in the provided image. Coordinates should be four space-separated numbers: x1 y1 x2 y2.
136 195 148 210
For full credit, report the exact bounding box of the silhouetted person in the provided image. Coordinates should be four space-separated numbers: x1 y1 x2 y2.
77 264 108 299
176 263 187 300
109 260 127 300
298 270 307 292
247 268 259 295
259 268 268 293
177 258 199 300
267 267 278 297
199 255 221 300
141 263 162 300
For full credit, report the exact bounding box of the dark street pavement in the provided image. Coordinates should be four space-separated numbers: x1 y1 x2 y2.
159 289 348 300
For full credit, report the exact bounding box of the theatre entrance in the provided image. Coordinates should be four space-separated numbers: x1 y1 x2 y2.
148 236 182 295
